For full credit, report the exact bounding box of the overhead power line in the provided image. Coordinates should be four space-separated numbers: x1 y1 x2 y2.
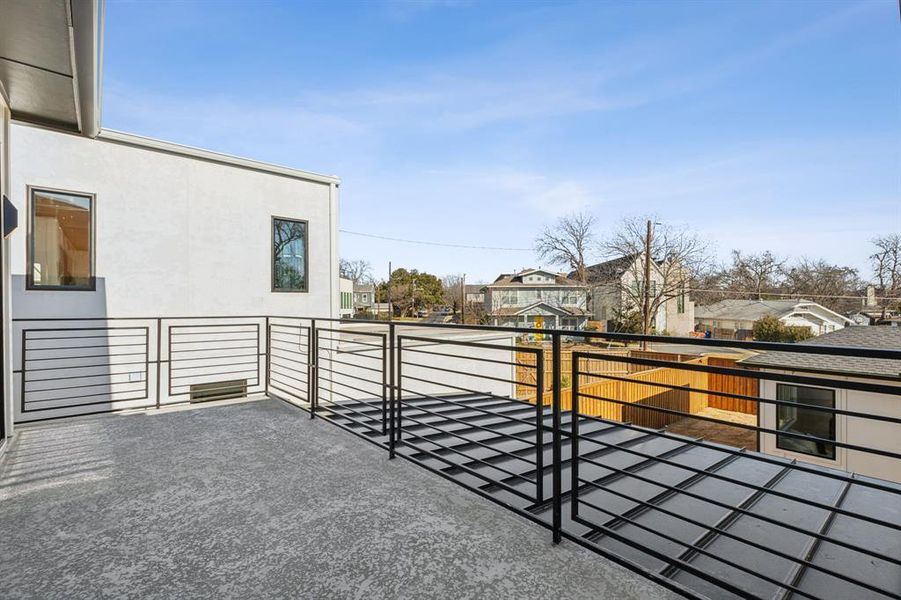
340 229 533 252
685 288 901 302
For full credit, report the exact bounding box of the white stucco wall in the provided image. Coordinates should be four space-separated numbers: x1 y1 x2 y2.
759 374 901 483
8 123 339 320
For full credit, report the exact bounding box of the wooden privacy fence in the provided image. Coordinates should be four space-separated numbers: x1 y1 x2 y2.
522 353 761 429
705 356 759 415
515 346 693 398
524 357 709 429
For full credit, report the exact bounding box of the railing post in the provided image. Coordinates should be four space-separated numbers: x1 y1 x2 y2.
309 319 317 419
396 334 403 444
535 349 545 504
552 332 562 544
388 322 396 459
155 318 162 409
264 317 271 397
381 333 388 436
571 352 580 523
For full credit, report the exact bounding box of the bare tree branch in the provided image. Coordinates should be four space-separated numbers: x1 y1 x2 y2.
534 212 597 283
339 258 373 284
602 216 710 334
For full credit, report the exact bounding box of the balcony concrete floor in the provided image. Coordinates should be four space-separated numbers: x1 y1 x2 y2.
0 399 674 600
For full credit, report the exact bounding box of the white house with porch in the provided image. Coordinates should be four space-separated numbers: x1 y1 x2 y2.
484 269 589 330
695 299 852 340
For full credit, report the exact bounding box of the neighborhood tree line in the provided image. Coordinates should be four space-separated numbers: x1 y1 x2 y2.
340 220 901 331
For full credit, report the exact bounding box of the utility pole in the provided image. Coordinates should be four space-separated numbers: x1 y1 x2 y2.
461 273 466 324
642 219 653 349
388 261 393 321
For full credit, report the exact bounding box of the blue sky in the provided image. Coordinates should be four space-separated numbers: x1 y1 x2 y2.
102 0 900 283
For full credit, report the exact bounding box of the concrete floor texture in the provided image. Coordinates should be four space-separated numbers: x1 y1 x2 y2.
0 399 675 600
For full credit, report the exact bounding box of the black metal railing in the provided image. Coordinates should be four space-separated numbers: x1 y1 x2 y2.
9 314 901 600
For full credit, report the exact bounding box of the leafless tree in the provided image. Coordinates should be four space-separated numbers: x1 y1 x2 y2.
782 258 862 313
441 274 464 311
871 234 900 294
339 258 373 284
534 212 597 283
602 217 710 335
724 250 787 300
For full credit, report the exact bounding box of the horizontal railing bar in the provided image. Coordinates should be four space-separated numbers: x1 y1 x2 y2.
400 358 534 388
14 313 897 356
23 342 148 351
170 346 258 356
317 371 384 398
396 380 537 426
23 333 147 342
170 329 258 336
399 334 539 356
170 362 260 375
573 351 901 397
24 378 146 394
401 345 538 369
578 368 901 424
267 367 309 386
577 388 901 461
268 382 308 401
399 373 531 406
324 357 384 375
169 368 258 381
25 387 150 405
26 351 148 362
315 326 387 339
18 369 149 383
23 360 149 374
170 337 258 346
17 314 901 357
22 395 153 413
269 354 309 369
169 352 259 364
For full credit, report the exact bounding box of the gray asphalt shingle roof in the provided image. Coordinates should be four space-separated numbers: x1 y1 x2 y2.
740 326 901 379
695 299 808 321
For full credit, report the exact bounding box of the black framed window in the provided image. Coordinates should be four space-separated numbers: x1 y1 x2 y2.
28 188 95 290
776 384 836 460
272 217 308 292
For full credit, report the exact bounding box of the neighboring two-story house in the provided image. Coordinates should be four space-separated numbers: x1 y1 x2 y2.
695 299 852 340
353 283 375 312
573 254 695 336
484 269 589 330
353 282 390 316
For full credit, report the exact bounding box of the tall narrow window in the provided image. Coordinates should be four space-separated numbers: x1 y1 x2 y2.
776 384 836 460
28 188 94 290
272 217 307 292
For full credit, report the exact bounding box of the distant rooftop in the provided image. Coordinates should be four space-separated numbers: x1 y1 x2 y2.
490 269 585 287
696 299 823 321
741 326 901 379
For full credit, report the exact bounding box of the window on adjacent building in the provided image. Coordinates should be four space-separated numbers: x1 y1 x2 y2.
28 188 94 290
272 217 308 292
677 292 685 314
776 384 836 460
